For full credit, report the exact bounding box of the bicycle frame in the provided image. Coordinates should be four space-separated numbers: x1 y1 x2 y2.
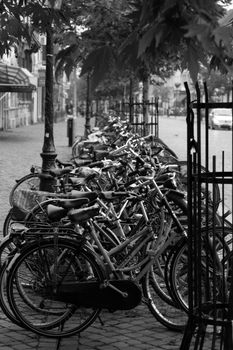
85 184 187 283
87 214 156 282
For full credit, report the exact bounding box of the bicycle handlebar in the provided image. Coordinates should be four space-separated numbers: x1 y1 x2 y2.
109 136 134 155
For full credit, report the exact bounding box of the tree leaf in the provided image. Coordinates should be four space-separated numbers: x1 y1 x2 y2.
138 24 156 57
80 45 115 90
184 23 209 39
213 26 233 57
118 31 138 55
219 8 233 26
182 43 200 83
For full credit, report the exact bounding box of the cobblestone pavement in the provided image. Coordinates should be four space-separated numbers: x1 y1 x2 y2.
0 118 186 349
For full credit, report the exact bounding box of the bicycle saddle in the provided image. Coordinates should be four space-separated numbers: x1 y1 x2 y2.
70 190 98 202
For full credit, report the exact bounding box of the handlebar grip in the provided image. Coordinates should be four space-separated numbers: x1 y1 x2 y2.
49 167 73 177
108 152 128 160
128 168 148 177
123 179 138 188
140 134 154 141
109 144 128 155
135 156 145 166
88 161 105 168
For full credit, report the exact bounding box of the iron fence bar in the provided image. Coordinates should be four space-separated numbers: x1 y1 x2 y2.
129 79 133 124
195 83 204 327
181 81 233 349
224 82 233 349
203 82 210 234
192 102 233 109
212 156 218 339
184 82 194 314
180 82 194 350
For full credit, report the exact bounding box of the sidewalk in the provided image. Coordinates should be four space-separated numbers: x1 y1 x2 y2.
0 305 183 350
0 118 85 233
0 118 185 349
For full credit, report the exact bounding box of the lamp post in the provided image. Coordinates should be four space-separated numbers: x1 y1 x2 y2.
40 0 62 191
85 73 91 138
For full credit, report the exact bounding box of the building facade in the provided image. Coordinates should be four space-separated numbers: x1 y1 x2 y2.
0 34 67 131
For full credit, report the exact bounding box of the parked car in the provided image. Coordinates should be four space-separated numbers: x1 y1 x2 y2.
209 108 233 130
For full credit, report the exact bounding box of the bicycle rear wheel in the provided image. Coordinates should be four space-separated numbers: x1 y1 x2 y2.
6 238 105 338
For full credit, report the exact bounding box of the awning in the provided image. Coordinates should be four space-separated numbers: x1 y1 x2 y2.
0 63 37 92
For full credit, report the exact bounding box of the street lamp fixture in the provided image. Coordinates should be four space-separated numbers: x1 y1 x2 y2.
40 0 62 191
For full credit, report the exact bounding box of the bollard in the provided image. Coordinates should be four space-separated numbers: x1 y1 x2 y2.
67 117 74 147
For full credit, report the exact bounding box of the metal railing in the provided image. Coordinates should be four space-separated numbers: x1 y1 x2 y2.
180 82 233 349
79 96 159 137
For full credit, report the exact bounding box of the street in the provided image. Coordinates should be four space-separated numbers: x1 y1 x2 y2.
160 115 233 167
159 115 233 216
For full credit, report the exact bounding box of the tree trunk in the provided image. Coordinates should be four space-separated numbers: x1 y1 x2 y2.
142 75 150 136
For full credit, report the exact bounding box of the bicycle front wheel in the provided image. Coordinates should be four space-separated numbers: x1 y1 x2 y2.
6 238 105 338
169 228 231 312
9 173 41 207
142 270 187 332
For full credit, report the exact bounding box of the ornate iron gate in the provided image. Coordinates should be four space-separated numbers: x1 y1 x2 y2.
180 82 233 349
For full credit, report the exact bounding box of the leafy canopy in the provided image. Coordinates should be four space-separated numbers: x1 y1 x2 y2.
78 0 233 87
1 0 233 89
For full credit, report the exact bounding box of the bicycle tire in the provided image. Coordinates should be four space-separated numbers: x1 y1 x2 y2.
9 173 41 207
142 270 187 332
151 137 178 161
169 227 231 312
0 234 18 267
3 209 15 237
0 260 25 327
6 238 105 338
146 191 188 309
3 197 53 238
0 242 75 328
150 243 181 308
71 136 86 159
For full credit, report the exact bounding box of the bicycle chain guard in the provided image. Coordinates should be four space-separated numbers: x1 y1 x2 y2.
45 279 142 311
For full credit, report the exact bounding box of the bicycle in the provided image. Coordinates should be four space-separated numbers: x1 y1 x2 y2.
1 170 190 337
